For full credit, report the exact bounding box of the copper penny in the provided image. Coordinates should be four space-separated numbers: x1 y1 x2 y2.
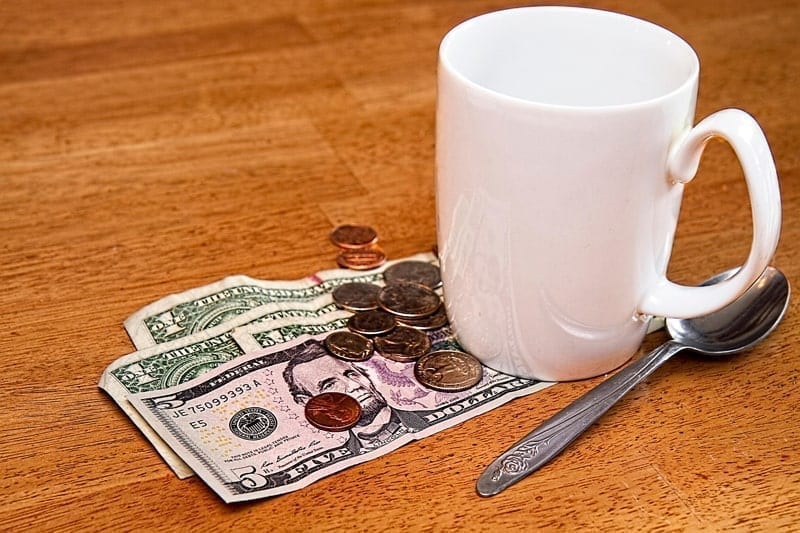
304 392 362 432
396 306 449 331
414 350 483 392
324 330 374 362
383 260 442 289
374 326 432 362
347 309 396 336
330 224 378 249
332 282 381 311
377 282 441 318
336 247 387 270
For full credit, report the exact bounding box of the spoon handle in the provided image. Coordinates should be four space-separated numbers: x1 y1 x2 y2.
477 340 685 497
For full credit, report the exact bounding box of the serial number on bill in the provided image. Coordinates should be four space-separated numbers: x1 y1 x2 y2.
171 379 263 418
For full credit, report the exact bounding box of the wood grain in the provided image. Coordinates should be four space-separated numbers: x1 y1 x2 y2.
1 0 798 530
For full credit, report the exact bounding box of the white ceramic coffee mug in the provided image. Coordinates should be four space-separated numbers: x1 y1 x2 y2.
436 7 782 381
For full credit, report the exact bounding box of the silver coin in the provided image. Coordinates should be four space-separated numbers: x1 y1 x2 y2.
332 282 381 312
396 306 449 331
324 330 374 362
374 326 432 363
377 282 441 318
383 260 442 289
347 309 396 336
414 350 483 392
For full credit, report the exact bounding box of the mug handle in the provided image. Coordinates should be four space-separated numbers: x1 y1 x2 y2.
639 109 782 318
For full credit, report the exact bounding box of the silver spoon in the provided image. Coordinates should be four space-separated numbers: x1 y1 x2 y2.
477 266 790 497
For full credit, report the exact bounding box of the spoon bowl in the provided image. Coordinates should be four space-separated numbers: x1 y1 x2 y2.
668 267 790 355
477 266 790 497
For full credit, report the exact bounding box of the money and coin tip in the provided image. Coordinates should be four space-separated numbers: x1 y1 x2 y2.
116 221 495 501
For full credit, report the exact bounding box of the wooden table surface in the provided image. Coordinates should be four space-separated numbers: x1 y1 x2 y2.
2 0 798 530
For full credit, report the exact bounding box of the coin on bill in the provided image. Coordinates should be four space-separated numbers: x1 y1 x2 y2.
324 330 374 362
347 309 396 336
374 326 432 363
414 350 483 392
332 282 381 311
377 282 441 318
396 306 449 331
305 392 363 431
383 260 442 289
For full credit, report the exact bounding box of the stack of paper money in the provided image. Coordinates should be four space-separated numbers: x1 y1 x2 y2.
99 253 554 503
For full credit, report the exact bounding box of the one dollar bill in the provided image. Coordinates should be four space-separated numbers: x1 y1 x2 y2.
129 331 552 502
124 253 434 349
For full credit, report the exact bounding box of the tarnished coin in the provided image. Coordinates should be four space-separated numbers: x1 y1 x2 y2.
374 326 432 363
383 260 442 289
305 392 362 432
336 247 387 270
332 282 381 311
324 330 374 362
347 309 396 336
330 224 378 249
414 350 483 392
396 306 449 331
377 282 441 318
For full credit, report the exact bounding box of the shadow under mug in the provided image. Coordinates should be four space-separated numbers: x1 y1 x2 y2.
435 6 782 381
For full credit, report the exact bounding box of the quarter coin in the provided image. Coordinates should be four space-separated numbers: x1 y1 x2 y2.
377 282 441 318
336 247 387 270
414 350 483 392
324 330 374 362
396 306 449 331
383 260 442 289
374 326 432 362
330 224 378 249
305 392 362 432
332 282 381 311
347 309 396 336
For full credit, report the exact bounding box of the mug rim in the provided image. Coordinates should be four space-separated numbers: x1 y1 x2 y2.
439 6 700 112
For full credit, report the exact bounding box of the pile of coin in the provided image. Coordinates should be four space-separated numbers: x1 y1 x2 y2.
330 224 387 270
327 259 482 389
303 228 483 432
